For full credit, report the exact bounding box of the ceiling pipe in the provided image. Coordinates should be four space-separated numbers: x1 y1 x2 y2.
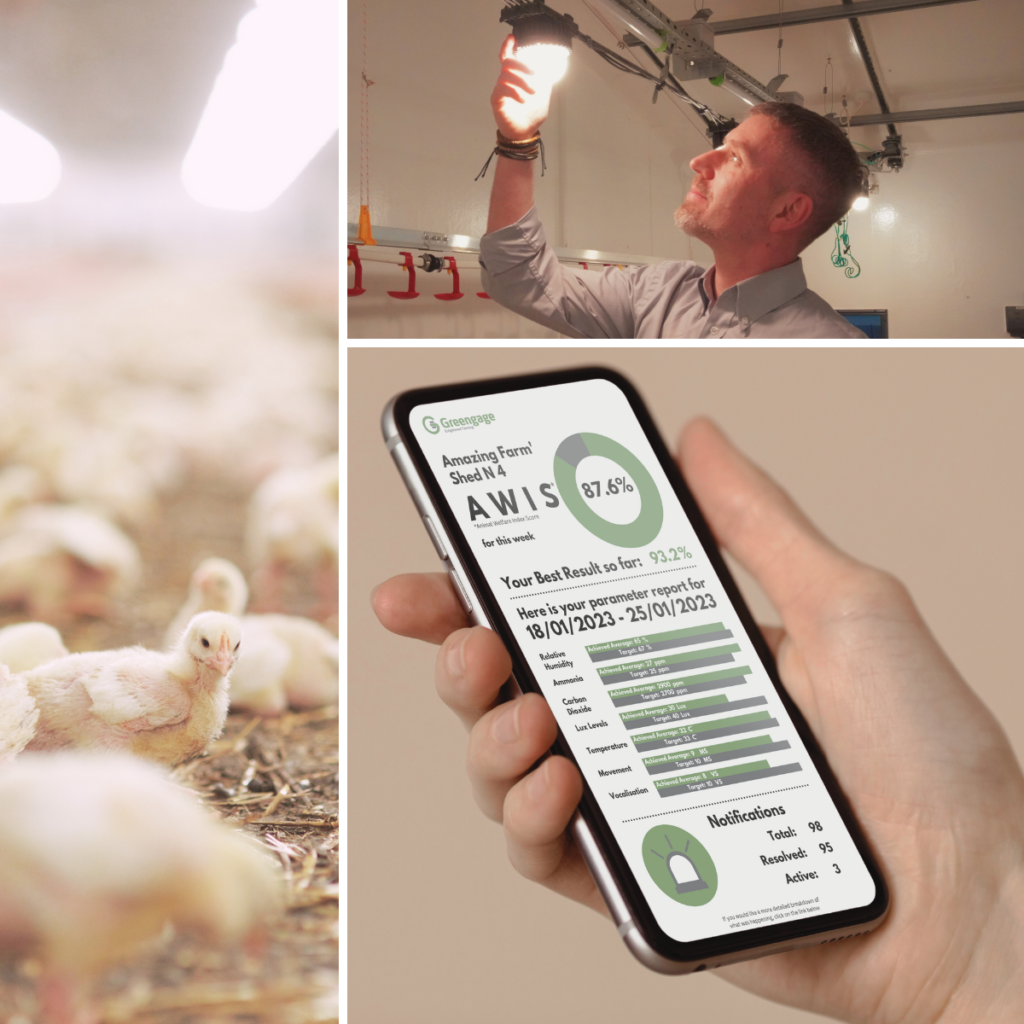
841 0 898 138
708 0 978 35
845 99 1024 125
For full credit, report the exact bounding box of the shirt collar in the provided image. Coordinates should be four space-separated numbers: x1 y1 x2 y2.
701 259 808 323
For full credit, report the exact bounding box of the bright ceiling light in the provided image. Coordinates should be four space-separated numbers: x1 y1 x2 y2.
182 0 338 212
501 3 573 85
852 194 870 211
0 109 60 204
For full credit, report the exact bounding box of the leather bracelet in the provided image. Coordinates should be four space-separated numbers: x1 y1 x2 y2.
475 134 547 181
497 130 541 148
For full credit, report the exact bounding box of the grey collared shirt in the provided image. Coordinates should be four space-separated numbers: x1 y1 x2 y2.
479 206 865 339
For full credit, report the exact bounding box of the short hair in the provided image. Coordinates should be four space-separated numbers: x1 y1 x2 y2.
749 101 866 243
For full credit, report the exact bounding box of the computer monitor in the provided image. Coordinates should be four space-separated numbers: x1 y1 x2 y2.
836 309 888 339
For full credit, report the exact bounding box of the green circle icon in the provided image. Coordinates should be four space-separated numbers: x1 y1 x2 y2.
553 432 663 548
642 825 718 906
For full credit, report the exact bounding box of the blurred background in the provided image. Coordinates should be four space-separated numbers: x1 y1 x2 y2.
0 1 338 1020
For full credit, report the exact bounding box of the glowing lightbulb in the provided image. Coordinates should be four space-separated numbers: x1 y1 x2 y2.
852 194 870 211
516 43 570 85
0 109 60 204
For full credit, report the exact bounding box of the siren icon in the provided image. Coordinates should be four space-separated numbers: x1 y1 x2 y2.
661 837 709 894
642 825 718 905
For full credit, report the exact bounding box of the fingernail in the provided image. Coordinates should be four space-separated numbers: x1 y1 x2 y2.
445 632 466 678
526 759 549 801
492 701 520 744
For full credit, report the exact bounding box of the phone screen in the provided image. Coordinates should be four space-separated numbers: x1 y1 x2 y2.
408 376 877 945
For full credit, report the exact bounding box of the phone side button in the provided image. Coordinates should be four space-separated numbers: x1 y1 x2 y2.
422 515 449 561
447 566 474 615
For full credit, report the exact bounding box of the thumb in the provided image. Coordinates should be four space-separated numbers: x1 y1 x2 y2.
677 417 858 635
499 33 516 62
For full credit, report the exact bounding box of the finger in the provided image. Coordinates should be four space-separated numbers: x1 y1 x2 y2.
435 625 513 730
467 693 558 821
503 756 584 887
498 33 516 62
372 572 468 645
492 81 534 107
498 66 536 95
678 418 858 633
758 623 785 658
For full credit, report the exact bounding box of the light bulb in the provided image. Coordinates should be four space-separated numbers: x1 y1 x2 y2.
853 194 870 211
516 42 570 85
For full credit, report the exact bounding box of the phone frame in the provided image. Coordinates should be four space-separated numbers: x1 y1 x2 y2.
383 365 889 972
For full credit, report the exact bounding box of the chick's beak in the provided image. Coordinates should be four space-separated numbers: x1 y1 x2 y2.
211 634 235 675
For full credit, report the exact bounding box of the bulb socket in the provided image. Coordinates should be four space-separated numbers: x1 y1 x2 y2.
500 2 573 53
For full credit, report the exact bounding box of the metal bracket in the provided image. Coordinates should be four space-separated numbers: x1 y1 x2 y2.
612 0 774 101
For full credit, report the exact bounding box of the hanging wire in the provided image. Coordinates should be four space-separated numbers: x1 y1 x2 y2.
580 0 627 49
823 57 834 116
831 215 861 278
777 0 783 78
359 2 373 208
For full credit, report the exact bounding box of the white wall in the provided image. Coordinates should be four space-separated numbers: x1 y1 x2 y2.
347 0 1024 339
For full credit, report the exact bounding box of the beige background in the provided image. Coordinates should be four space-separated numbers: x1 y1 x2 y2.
349 347 1024 1023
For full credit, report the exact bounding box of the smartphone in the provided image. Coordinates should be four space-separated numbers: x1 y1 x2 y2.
382 366 888 973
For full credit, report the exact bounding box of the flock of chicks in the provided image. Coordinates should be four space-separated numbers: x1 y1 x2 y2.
0 457 339 1024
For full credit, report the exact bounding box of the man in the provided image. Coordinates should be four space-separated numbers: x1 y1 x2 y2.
480 36 866 339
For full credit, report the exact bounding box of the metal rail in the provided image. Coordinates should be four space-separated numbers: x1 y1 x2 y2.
346 224 667 267
708 0 977 35
846 99 1024 124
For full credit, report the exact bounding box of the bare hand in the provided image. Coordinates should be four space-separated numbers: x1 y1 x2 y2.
490 34 552 141
373 418 1024 1024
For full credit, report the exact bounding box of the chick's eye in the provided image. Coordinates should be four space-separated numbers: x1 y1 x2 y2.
234 642 240 652
201 638 210 648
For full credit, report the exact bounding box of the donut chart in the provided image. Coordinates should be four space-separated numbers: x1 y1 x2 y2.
553 431 663 548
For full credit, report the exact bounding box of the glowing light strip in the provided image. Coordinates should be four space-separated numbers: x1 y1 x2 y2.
0 109 61 204
182 0 338 212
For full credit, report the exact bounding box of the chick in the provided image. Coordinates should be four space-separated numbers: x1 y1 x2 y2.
0 621 69 673
246 454 338 616
166 559 338 713
232 614 338 714
21 612 240 766
0 752 280 1024
0 503 141 623
163 556 248 649
0 664 39 766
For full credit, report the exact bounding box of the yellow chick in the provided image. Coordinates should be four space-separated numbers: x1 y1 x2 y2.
0 753 280 1024
0 621 69 673
166 559 337 714
21 612 240 766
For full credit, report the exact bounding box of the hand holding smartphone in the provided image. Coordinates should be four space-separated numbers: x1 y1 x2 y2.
382 367 888 971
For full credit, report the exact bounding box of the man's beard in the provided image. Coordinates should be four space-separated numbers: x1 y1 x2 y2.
674 194 710 239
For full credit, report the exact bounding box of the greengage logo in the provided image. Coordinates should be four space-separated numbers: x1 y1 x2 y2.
426 411 497 433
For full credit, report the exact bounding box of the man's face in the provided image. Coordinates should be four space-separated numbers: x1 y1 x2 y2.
675 115 793 246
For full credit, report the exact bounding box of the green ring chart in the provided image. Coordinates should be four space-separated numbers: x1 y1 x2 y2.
553 432 663 548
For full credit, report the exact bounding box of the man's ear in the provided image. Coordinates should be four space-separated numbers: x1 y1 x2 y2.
769 191 814 235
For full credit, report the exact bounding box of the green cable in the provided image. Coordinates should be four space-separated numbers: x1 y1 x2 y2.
831 215 861 279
